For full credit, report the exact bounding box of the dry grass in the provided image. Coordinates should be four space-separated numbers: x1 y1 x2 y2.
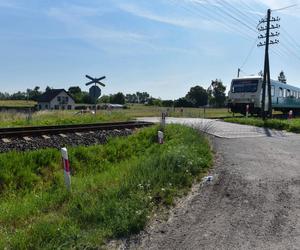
0 100 36 107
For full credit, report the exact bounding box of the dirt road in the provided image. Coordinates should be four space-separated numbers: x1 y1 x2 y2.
124 118 300 250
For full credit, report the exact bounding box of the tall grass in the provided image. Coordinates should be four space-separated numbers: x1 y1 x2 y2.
0 125 212 249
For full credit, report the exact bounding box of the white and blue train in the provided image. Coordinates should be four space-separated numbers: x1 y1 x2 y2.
228 76 300 114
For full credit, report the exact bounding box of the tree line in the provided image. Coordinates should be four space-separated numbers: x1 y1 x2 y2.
0 81 227 107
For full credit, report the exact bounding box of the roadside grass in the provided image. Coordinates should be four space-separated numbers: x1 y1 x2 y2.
0 124 212 249
224 117 300 133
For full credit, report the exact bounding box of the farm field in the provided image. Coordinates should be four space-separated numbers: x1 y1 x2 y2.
0 100 36 107
0 125 212 249
124 104 232 118
224 117 300 133
0 103 233 128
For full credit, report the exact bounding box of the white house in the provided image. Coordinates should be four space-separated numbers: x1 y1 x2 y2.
37 89 75 110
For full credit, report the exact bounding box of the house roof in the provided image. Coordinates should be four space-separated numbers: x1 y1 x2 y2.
37 89 74 102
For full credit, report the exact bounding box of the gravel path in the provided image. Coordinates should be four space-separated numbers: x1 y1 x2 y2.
124 118 300 250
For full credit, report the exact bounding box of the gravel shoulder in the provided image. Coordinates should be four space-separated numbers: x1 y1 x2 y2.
122 119 300 250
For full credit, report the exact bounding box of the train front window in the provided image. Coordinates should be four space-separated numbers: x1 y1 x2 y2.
231 79 258 93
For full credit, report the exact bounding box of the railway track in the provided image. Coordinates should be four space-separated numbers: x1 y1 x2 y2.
0 121 153 138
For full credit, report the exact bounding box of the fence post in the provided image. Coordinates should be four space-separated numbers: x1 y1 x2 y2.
161 112 166 130
61 147 71 191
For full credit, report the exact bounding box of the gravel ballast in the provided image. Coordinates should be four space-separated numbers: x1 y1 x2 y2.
0 129 133 153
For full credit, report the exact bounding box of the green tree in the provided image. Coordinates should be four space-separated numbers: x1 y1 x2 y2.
185 85 208 107
68 86 83 103
210 79 226 107
278 71 287 84
45 86 52 92
153 99 162 106
110 92 125 104
99 95 110 103
174 97 194 107
26 86 41 101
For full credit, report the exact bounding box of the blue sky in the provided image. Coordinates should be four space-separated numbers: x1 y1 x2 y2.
1 0 300 99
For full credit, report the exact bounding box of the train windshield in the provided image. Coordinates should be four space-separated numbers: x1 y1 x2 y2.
231 79 258 93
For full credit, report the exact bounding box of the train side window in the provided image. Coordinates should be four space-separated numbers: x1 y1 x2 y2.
286 89 290 97
271 86 275 96
283 89 286 97
279 88 283 97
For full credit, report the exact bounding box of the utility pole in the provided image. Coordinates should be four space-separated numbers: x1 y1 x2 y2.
257 9 280 119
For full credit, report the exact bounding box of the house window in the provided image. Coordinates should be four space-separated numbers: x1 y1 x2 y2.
45 104 48 109
57 96 61 102
54 105 59 110
65 97 69 103
67 105 72 110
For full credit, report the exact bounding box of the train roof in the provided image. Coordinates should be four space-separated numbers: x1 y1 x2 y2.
232 76 300 91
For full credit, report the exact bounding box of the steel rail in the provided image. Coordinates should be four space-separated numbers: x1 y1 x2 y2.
0 121 153 138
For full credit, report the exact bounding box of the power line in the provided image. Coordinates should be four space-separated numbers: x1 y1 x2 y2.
272 4 298 12
202 0 258 34
239 38 258 69
174 0 255 40
215 0 259 28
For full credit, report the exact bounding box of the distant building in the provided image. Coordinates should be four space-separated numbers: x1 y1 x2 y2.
37 89 75 110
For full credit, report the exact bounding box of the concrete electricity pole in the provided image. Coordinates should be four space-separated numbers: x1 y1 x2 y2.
257 9 280 119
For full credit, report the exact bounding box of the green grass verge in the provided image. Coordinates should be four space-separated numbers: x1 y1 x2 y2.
0 111 132 128
224 117 300 133
0 125 212 249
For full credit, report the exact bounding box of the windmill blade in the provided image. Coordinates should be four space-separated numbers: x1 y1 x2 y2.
85 75 94 81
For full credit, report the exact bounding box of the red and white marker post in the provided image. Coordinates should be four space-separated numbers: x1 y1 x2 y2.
61 147 71 191
288 110 293 120
158 131 164 144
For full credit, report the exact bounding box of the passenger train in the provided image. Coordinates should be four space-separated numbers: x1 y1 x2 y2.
228 76 300 115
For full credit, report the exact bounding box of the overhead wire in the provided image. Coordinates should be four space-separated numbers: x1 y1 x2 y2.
171 0 255 40
215 0 259 28
169 0 300 73
239 38 259 69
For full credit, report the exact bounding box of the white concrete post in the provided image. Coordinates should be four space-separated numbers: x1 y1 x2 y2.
288 110 293 120
246 104 249 118
61 147 71 191
158 131 164 144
